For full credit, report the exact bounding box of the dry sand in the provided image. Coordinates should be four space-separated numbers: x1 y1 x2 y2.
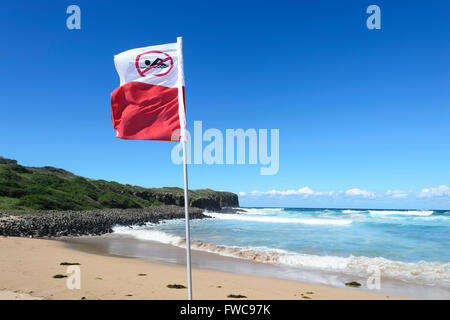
0 236 409 300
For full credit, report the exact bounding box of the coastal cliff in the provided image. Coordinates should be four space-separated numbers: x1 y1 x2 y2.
134 188 239 210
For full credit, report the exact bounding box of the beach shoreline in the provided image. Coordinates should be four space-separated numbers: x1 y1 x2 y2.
63 233 450 299
0 236 409 300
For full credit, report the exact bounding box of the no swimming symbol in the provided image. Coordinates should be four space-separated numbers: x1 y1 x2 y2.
135 50 174 77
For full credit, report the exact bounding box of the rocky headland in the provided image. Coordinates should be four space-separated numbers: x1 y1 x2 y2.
0 156 240 237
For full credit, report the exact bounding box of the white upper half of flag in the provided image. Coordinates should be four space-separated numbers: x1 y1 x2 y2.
113 42 184 88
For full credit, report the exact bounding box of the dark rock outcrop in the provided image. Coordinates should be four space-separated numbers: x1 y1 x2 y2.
0 156 17 165
0 205 205 237
190 192 239 210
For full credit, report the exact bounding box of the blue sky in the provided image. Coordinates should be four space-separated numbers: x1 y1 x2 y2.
0 1 449 209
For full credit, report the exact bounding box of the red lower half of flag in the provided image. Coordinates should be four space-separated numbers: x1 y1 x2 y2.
111 82 181 141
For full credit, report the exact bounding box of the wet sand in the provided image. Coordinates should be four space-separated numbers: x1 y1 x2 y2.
0 236 410 300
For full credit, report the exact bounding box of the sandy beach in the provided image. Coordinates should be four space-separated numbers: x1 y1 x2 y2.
0 236 408 300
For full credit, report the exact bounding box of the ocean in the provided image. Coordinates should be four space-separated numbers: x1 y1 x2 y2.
108 207 450 298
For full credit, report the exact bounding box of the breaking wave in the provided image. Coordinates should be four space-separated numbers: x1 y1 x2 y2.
112 226 450 287
341 209 435 217
204 212 352 226
368 210 434 216
342 209 365 214
241 208 283 215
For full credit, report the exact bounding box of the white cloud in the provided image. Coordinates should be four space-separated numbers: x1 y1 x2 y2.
244 186 333 197
298 186 316 195
385 190 409 199
239 185 450 201
418 185 450 198
345 188 375 198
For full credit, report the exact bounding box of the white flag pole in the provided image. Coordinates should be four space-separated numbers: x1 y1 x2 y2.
176 36 193 300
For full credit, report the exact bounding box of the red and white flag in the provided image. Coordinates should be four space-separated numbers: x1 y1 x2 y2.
111 41 185 141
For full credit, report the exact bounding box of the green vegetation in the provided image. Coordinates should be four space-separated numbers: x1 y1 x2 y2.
0 162 156 210
0 156 238 211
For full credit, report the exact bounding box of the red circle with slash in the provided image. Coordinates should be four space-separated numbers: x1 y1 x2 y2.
135 50 174 77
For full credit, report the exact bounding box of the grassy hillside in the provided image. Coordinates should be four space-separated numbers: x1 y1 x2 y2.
0 156 238 211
